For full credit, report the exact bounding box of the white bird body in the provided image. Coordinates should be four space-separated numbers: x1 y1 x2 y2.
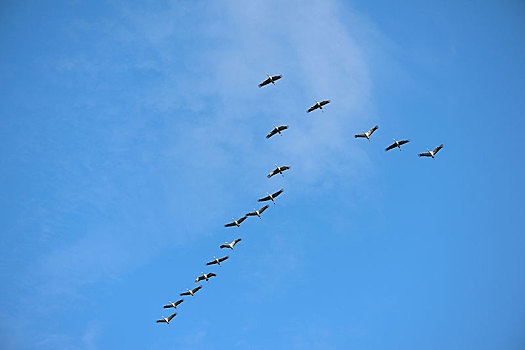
206 256 230 267
258 189 284 205
267 164 291 178
418 144 443 159
385 138 410 151
355 125 379 141
220 238 242 251
266 125 289 139
156 312 177 325
307 98 331 113
180 285 202 297
224 216 247 229
195 272 216 283
258 74 282 88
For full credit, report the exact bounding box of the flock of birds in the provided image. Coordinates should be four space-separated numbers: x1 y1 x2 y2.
155 73 444 326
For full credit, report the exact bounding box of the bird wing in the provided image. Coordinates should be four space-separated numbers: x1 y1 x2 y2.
167 313 177 321
398 140 410 146
368 125 379 135
433 144 443 154
180 291 191 296
175 299 184 306
195 276 204 283
218 256 230 263
259 204 269 214
385 143 397 151
280 166 290 171
266 129 278 139
193 286 202 293
206 260 217 266
319 100 331 106
272 189 284 197
277 125 288 132
354 133 366 138
307 104 319 113
156 319 166 323
271 75 282 81
237 216 247 224
245 211 257 216
233 238 242 245
224 222 236 227
208 272 217 278
258 77 271 87
220 244 229 248
258 195 271 202
267 169 278 178
418 152 431 157
163 304 173 309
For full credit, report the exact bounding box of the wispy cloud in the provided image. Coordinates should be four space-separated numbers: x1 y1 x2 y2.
4 0 382 347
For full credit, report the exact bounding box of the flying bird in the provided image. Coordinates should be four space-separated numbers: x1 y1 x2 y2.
354 125 379 141
156 312 177 325
258 189 284 205
180 285 202 297
307 98 331 113
246 205 269 219
385 139 410 151
267 164 291 178
220 238 242 251
163 299 184 309
266 125 289 139
418 144 444 159
258 74 282 88
224 216 247 229
206 256 230 267
195 272 217 284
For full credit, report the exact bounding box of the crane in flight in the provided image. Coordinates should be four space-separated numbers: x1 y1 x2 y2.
258 189 284 205
385 139 410 151
418 144 444 159
307 98 331 113
258 74 282 88
354 125 379 142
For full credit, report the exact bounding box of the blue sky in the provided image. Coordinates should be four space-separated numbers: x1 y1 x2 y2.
1 0 524 349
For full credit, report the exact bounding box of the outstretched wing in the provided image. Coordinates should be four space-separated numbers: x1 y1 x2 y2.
195 276 204 283
208 272 217 278
232 238 242 246
385 143 397 151
218 256 230 263
266 129 278 139
267 169 278 178
174 299 184 306
368 125 379 136
259 205 269 214
167 312 177 321
433 144 443 154
224 222 236 227
277 125 288 132
398 139 410 146
271 75 282 82
418 152 431 157
258 195 271 202
319 100 331 107
220 244 229 249
237 216 247 224
258 77 271 88
280 166 290 172
163 304 173 309
307 104 319 113
192 285 202 293
245 211 258 217
206 260 217 266
354 133 366 138
272 189 284 197
156 319 166 323
180 291 191 296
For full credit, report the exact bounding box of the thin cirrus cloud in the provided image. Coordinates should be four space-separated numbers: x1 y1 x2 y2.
3 1 381 348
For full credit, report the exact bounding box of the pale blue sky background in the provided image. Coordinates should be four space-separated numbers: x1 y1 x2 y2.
1 0 524 349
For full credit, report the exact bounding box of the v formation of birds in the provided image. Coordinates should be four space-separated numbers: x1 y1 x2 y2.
155 73 444 326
